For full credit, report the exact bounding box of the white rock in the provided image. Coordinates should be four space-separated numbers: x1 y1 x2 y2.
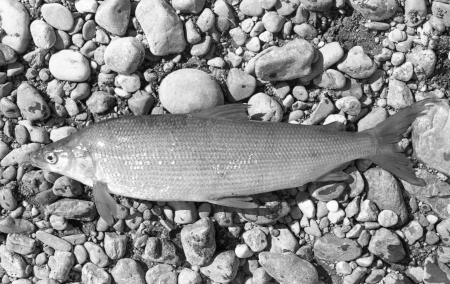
297 198 316 219
326 200 339 213
49 50 91 82
328 209 345 224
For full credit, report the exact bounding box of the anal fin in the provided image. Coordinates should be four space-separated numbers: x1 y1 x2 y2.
93 180 118 226
209 196 259 209
316 171 350 182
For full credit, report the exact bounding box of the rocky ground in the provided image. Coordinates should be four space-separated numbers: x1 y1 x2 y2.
0 0 450 283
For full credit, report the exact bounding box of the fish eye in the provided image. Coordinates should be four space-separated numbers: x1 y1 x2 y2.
45 153 58 164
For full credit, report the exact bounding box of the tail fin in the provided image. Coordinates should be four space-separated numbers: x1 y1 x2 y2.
364 99 440 186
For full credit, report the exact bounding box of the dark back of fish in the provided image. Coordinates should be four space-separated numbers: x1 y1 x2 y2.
81 115 376 201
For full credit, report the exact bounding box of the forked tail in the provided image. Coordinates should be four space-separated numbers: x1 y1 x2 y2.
364 99 440 186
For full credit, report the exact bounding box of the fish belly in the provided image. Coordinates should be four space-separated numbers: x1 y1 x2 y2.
84 115 376 202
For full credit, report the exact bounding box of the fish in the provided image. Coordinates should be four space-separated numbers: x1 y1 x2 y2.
29 99 439 225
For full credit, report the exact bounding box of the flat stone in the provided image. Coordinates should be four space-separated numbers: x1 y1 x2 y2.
412 100 450 176
313 234 362 262
254 39 315 81
303 96 335 125
240 0 264 16
364 168 409 226
16 82 50 121
313 69 346 89
45 198 96 221
368 228 405 263
348 0 398 21
104 233 127 260
6 234 36 255
357 107 388 132
84 242 109 268
159 69 223 114
403 220 424 244
401 169 450 219
136 0 186 56
48 251 75 281
104 37 145 74
95 0 130 36
128 90 154 115
300 0 333 11
337 46 377 79
41 4 74 31
423 257 450 284
36 231 73 252
259 252 318 284
172 0 206 13
308 182 346 201
0 0 31 53
30 20 55 49
269 224 300 253
49 50 91 82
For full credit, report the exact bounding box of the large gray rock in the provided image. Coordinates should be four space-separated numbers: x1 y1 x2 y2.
412 100 450 176
401 169 450 219
364 168 409 226
0 0 31 53
368 228 406 263
406 48 437 80
181 218 216 266
348 0 398 21
200 251 239 283
387 79 414 109
135 0 186 56
259 252 318 284
95 0 130 36
104 37 145 74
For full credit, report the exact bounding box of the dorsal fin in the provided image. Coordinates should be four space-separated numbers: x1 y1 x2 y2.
192 104 249 120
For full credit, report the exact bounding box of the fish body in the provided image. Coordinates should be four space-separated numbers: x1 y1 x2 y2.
30 101 437 223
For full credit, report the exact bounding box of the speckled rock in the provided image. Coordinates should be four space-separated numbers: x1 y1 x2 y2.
405 48 437 80
226 68 256 102
181 218 216 266
200 250 239 283
270 224 300 253
357 106 388 132
0 216 35 234
111 258 146 284
314 234 362 262
81 263 111 284
48 251 75 281
243 228 268 252
348 0 398 21
45 199 96 221
146 264 177 284
308 182 346 201
0 0 31 53
0 245 28 277
6 234 36 255
86 91 115 114
368 228 405 263
136 0 186 56
259 252 318 284
247 92 283 122
423 257 450 284
143 237 183 266
412 100 450 176
159 69 223 114
313 69 346 89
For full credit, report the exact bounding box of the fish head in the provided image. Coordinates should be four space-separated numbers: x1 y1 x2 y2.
29 137 95 186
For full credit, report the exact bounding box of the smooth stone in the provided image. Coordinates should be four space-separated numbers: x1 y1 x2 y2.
405 48 437 80
247 92 283 122
49 50 90 82
95 0 130 36
128 90 154 115
84 242 109 268
75 0 99 13
313 69 346 89
367 69 385 92
180 218 216 266
0 245 28 277
104 37 145 74
50 127 77 142
104 233 127 260
172 0 206 13
378 210 399 228
275 0 300 15
159 69 223 114
185 20 201 44
262 11 285 33
357 107 388 132
303 96 335 125
116 74 140 93
436 218 450 246
41 4 74 31
200 251 239 283
423 257 450 284
308 182 346 201
293 23 317 40
6 234 36 255
178 268 202 284
337 46 377 79
255 38 314 81
196 8 215 32
364 168 409 226
314 234 362 262
402 169 450 219
30 20 55 49
213 0 237 32
111 258 146 284
143 237 182 266
432 2 450 27
86 91 115 113
270 224 300 253
48 251 75 281
226 68 256 102
190 36 211 56
0 0 31 53
298 42 344 83
36 230 72 252
368 228 405 263
1 98 20 118
167 201 198 224
392 62 414 82
336 96 361 116
403 220 424 244
348 0 398 21
136 0 186 56
240 0 264 16
356 200 379 222
259 252 318 284
243 228 268 252
16 82 50 121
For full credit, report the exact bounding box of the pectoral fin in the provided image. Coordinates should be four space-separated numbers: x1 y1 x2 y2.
93 180 118 226
208 196 259 209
